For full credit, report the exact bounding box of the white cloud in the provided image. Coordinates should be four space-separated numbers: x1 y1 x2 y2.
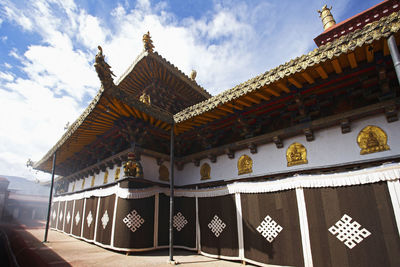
0 0 356 181
0 71 13 81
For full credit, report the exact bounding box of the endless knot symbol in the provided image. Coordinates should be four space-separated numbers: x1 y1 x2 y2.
75 211 80 225
87 211 93 228
66 211 71 224
123 210 145 232
329 214 371 249
101 210 109 229
173 212 188 232
208 215 226 237
59 211 63 221
256 215 283 243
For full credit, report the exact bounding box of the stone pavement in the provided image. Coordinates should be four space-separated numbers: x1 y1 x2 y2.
22 228 248 267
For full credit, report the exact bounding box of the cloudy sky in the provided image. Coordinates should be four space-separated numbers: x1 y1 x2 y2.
0 0 381 181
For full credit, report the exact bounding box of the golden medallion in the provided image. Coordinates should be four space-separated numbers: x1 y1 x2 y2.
357 125 390 155
103 170 108 184
200 163 211 180
159 164 169 181
238 155 253 175
115 167 120 181
286 142 308 167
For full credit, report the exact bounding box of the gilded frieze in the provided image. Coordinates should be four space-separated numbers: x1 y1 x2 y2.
103 170 109 184
159 164 169 181
357 125 390 155
115 167 120 181
200 163 211 180
238 155 253 175
286 142 308 167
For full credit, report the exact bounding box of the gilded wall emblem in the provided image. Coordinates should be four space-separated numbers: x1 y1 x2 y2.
159 164 169 181
200 163 211 180
103 170 108 184
91 175 95 187
238 155 253 175
115 167 120 181
357 125 390 155
286 142 308 167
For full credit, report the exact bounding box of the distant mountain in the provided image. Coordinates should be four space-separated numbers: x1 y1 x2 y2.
0 175 49 196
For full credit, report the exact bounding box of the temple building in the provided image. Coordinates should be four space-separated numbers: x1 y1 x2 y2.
34 1 400 266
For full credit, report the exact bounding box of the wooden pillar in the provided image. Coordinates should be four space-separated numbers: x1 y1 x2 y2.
43 151 57 242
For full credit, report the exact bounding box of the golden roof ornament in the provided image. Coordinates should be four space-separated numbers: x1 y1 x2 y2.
318 5 336 31
190 70 197 81
143 31 154 53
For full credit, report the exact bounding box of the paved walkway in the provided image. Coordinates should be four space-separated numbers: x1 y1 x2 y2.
21 227 248 267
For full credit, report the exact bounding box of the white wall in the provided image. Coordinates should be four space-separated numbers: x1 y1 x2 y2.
66 113 400 191
175 113 400 186
67 154 170 192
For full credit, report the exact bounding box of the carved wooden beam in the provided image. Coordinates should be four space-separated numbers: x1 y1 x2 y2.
248 143 257 154
340 119 351 134
272 136 283 148
303 128 314 142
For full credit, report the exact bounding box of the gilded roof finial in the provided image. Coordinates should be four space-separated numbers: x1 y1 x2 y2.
190 70 197 81
143 31 154 53
318 5 336 31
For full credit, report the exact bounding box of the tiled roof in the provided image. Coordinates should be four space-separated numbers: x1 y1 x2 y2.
173 10 400 123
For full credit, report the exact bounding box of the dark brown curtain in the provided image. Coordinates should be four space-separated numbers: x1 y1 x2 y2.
304 182 400 267
82 197 98 240
50 201 59 228
113 196 155 249
158 194 196 248
198 195 238 257
64 200 74 234
95 194 116 245
72 199 84 237
241 191 304 266
56 201 66 231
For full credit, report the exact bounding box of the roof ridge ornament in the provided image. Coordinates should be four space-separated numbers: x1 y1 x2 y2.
318 5 336 31
94 45 115 89
143 31 155 53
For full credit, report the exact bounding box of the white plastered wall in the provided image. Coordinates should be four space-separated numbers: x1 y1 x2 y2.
175 113 400 186
67 155 170 192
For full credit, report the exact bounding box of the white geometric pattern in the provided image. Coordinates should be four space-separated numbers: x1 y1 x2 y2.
256 215 283 243
66 211 71 224
52 210 56 221
101 210 110 229
123 210 145 232
86 211 93 228
173 212 188 232
59 211 63 222
75 211 80 226
208 215 226 237
329 214 371 249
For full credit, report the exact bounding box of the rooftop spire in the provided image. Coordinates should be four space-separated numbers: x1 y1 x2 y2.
318 5 336 31
143 31 154 53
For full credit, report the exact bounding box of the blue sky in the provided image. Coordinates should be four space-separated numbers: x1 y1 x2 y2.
0 0 383 181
